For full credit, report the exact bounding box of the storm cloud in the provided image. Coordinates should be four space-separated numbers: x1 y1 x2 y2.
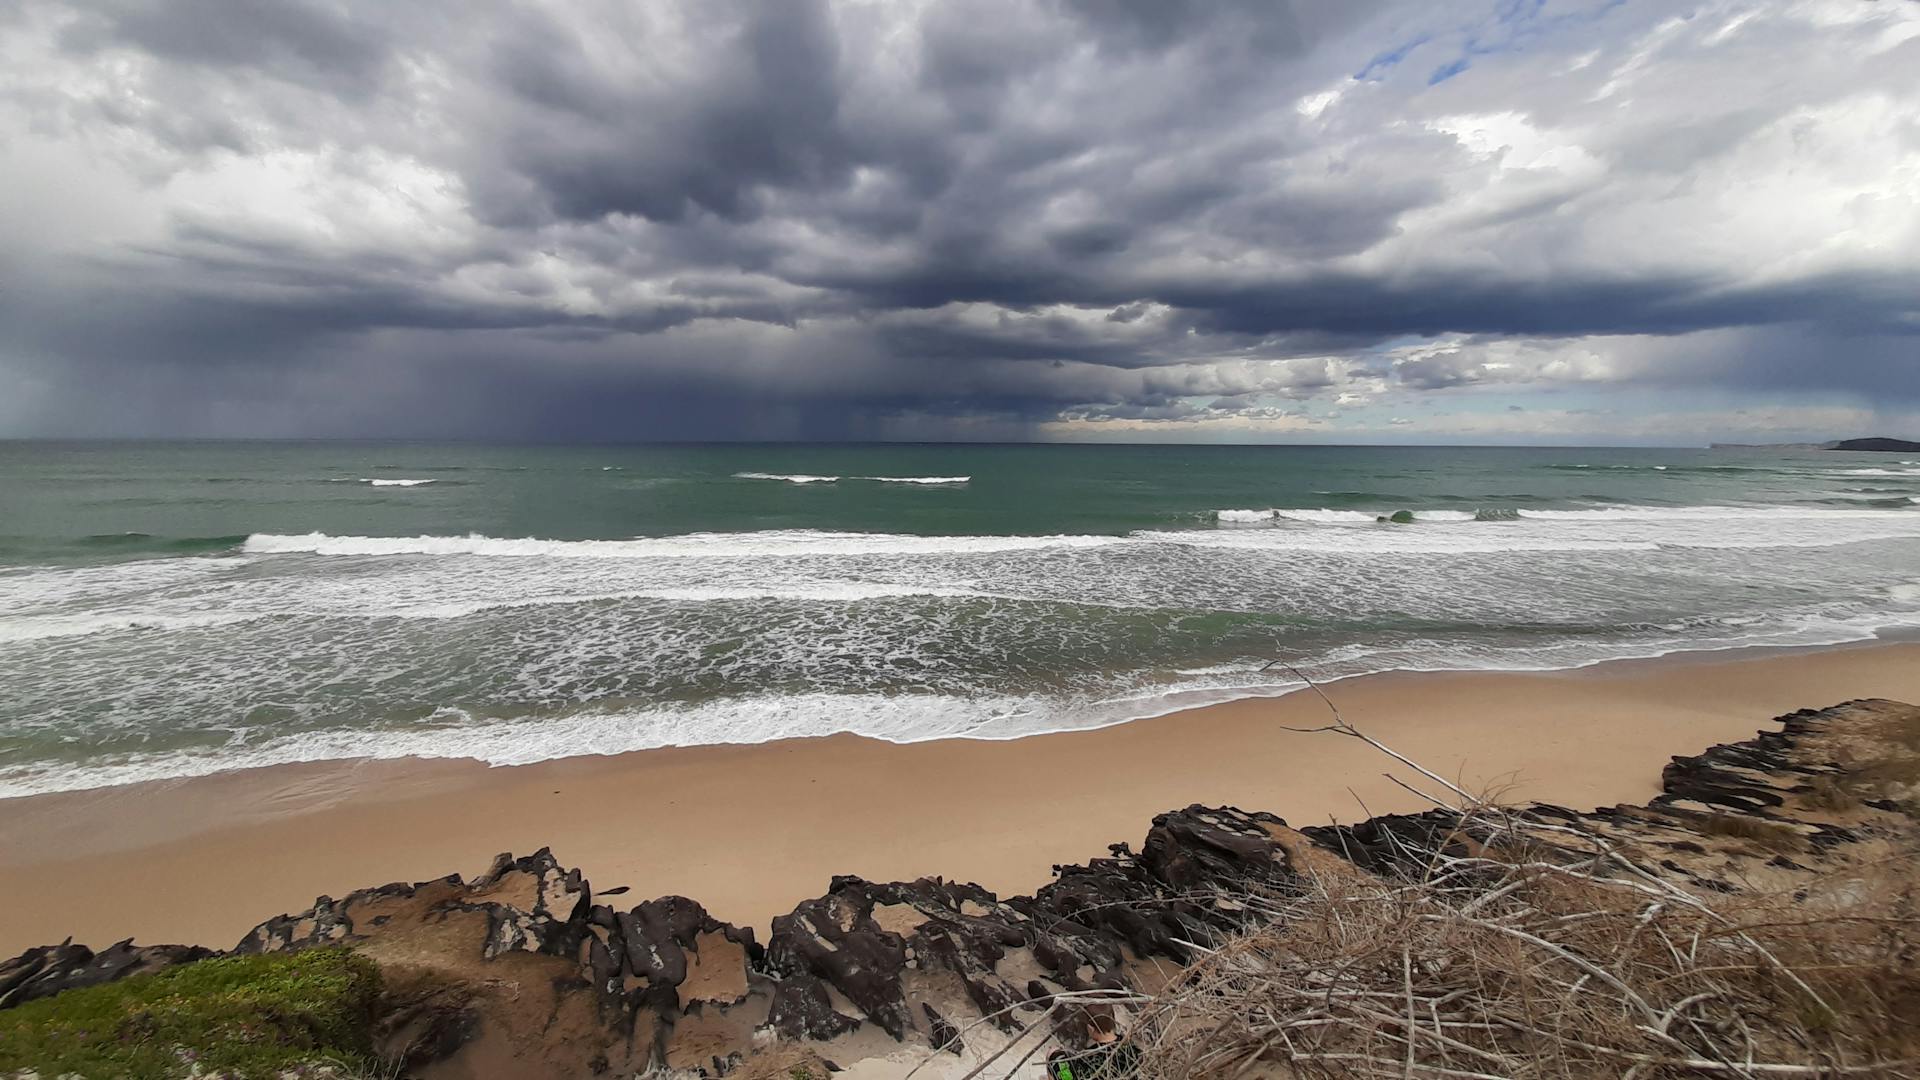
1 0 1916 442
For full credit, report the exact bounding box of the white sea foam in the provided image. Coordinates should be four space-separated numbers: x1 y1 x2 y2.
1512 505 1914 521
1272 509 1379 523
856 475 971 484
1154 527 1656 554
326 477 439 487
237 501 1920 566
9 603 1920 799
242 530 1123 559
1182 504 1920 553
733 472 840 483
0 691 1131 797
0 611 258 644
1838 468 1920 476
382 581 988 620
735 472 970 484
1269 508 1474 524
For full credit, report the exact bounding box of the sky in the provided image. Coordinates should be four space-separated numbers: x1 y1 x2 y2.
0 0 1916 445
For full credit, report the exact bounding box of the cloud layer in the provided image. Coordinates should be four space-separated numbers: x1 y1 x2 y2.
1 0 1916 442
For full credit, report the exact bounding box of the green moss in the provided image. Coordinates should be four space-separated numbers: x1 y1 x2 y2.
0 948 382 1080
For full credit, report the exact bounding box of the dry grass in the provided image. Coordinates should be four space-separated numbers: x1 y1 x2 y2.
1119 805 1920 1079
1696 812 1802 851
900 689 1920 1079
1114 680 1920 1079
1800 774 1863 813
1819 707 1920 812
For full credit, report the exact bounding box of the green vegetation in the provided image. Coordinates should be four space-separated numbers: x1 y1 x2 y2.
0 948 381 1080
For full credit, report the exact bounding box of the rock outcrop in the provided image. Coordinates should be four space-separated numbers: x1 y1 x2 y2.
5 698 1914 1078
0 940 213 1010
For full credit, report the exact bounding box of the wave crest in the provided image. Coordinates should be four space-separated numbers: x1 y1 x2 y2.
734 472 970 485
241 530 1123 559
858 475 971 484
328 477 440 487
733 472 839 483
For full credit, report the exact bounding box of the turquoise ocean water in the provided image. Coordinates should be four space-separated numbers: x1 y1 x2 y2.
3 441 1919 796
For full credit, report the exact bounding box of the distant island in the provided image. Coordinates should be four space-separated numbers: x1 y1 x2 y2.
1709 436 1920 452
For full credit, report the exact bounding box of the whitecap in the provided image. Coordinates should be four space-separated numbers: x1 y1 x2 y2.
241 530 1124 559
13 600 1920 799
733 472 840 483
856 476 972 484
1271 509 1379 524
327 477 439 487
1268 508 1474 523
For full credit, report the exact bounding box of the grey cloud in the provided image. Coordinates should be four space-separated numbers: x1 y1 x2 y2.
58 0 394 89
0 0 1917 440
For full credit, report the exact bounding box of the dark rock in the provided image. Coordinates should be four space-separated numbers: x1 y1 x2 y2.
0 939 213 1009
11 699 1910 1072
463 848 592 959
234 882 426 954
1302 808 1474 876
766 879 915 1039
767 973 861 1041
605 894 760 1014
235 848 591 961
924 1003 964 1054
1015 805 1302 983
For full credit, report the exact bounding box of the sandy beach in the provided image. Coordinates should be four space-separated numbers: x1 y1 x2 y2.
3 639 1918 957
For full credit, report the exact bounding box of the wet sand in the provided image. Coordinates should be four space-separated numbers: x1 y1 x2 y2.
3 640 1918 956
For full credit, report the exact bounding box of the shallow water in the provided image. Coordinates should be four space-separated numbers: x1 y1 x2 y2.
3 441 1918 796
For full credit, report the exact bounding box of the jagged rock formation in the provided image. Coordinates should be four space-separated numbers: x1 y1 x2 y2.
4 698 1915 1078
0 940 213 1010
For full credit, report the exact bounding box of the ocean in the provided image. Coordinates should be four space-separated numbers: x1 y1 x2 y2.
3 441 1918 798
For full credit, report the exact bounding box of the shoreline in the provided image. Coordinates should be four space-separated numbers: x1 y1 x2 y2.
9 626 1920 802
2 638 1919 956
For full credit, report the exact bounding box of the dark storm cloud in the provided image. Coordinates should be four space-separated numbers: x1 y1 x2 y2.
58 0 393 89
484 1 868 224
0 0 1917 440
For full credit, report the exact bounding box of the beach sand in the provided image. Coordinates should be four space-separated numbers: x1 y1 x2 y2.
3 640 1918 956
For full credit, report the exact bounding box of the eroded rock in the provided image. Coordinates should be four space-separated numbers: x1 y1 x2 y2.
0 939 213 1009
11 699 1912 1076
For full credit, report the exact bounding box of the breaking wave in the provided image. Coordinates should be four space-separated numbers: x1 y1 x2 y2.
734 472 970 485
858 475 971 484
733 472 840 483
242 530 1123 559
